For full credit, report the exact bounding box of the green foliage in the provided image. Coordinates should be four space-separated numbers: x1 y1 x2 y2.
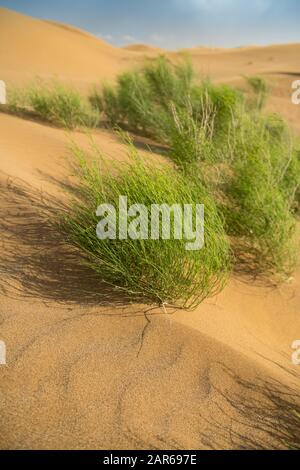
190 81 243 140
59 137 231 309
88 86 103 113
90 58 195 139
6 60 299 282
92 56 243 157
89 59 298 278
245 75 270 110
90 57 242 142
264 114 300 209
221 113 299 276
165 101 215 173
8 79 99 129
143 56 194 109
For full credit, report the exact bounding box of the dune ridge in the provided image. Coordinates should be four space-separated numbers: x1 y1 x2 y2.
0 7 135 86
1 8 300 85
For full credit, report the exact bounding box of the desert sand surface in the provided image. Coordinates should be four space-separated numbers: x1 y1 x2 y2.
1 8 300 450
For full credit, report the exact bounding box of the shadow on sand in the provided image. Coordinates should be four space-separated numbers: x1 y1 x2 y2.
0 173 150 309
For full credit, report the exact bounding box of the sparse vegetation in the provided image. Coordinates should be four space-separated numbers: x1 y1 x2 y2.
4 58 300 283
190 81 243 141
245 75 270 110
59 136 231 309
89 58 194 139
220 112 300 276
90 57 243 145
8 79 99 129
222 157 298 276
68 59 300 281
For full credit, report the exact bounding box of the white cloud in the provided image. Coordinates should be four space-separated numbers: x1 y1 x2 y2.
96 33 113 41
122 34 136 43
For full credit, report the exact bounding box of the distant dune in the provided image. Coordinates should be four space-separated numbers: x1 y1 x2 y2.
122 43 166 55
0 7 136 86
1 7 300 88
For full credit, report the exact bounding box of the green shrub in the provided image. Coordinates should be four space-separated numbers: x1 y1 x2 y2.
190 81 243 141
111 71 158 135
143 56 194 110
90 57 194 139
88 86 103 113
221 113 299 276
6 86 28 112
59 137 231 309
8 79 99 129
165 102 215 173
245 75 270 111
92 58 243 157
263 114 300 209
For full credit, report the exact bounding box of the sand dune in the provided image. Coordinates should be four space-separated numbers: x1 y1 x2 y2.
1 8 300 85
1 8 300 450
0 294 288 450
0 8 137 87
123 44 166 55
184 43 300 84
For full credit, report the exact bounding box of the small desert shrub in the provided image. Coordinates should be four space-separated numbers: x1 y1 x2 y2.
263 114 300 209
223 162 297 276
7 86 28 112
90 58 243 181
245 75 270 110
59 137 231 309
221 113 299 276
165 84 243 169
190 81 243 141
143 56 194 110
90 58 194 139
106 72 164 136
96 74 168 139
88 86 103 113
165 102 216 174
233 113 300 210
8 79 99 129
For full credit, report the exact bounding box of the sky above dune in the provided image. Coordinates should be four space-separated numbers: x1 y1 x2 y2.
1 0 300 49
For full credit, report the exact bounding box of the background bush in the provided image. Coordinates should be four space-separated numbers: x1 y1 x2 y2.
221 112 299 276
245 75 270 111
90 57 243 146
8 79 99 129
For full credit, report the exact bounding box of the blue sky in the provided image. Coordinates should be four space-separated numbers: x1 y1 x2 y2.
1 0 300 49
